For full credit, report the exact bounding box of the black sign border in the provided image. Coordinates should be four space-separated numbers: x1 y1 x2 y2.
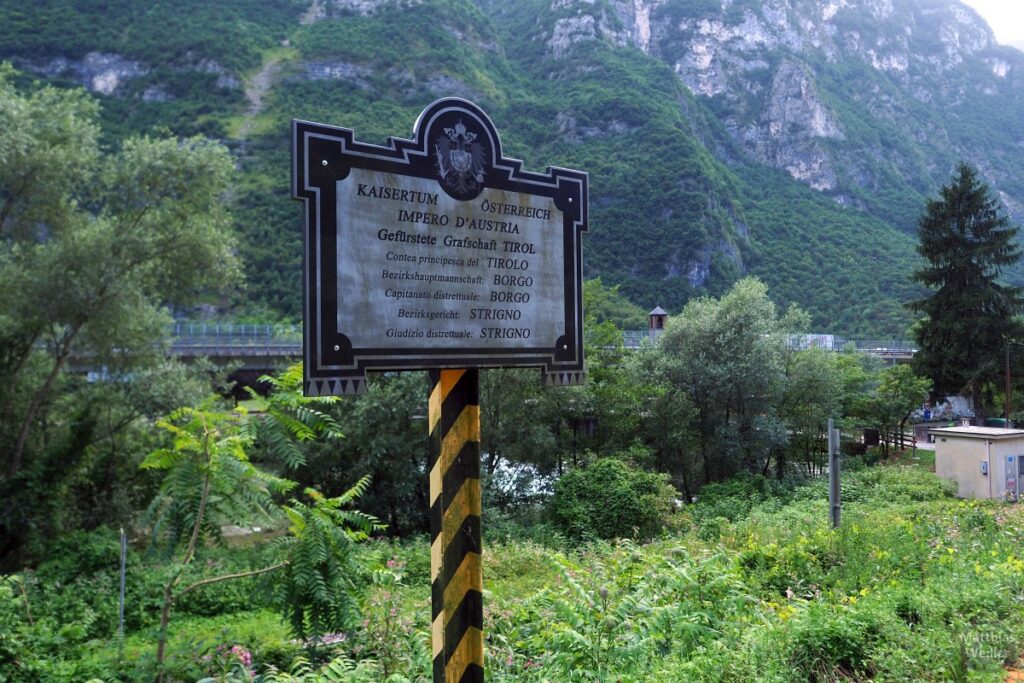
293 98 588 396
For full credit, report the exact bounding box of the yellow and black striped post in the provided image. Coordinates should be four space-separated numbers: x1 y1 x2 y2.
428 369 484 683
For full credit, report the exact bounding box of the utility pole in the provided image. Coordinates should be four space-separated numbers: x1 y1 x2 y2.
1007 341 1012 427
828 418 841 529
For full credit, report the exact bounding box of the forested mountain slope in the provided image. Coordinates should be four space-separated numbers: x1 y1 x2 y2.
2 0 1021 335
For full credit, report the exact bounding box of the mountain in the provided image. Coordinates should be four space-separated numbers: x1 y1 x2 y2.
2 0 1022 335
620 0 1024 226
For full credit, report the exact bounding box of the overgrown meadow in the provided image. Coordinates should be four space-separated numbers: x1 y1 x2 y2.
5 2 1024 681
6 462 1024 682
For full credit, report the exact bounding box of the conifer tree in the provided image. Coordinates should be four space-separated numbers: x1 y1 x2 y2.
910 163 1023 407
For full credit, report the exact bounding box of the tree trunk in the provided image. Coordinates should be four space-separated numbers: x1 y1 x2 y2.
154 433 212 682
774 447 786 479
154 581 176 683
8 350 69 478
679 462 693 504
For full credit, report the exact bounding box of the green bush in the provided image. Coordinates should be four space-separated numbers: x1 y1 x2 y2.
844 466 957 503
693 472 803 523
862 446 886 466
786 601 896 680
21 528 167 639
35 528 123 580
552 457 678 542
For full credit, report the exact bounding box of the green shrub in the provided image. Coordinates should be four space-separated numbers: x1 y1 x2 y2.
842 454 867 471
482 508 568 548
552 458 678 542
67 609 295 682
19 529 169 639
35 528 122 580
786 601 896 679
175 554 278 617
861 446 886 466
360 538 433 588
693 472 803 523
0 576 32 679
847 466 957 503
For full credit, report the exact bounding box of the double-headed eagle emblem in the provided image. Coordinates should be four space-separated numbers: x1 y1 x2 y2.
435 120 485 195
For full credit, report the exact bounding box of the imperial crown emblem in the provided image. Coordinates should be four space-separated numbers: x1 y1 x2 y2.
435 120 486 195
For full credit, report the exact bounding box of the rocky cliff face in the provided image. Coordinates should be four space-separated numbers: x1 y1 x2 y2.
306 0 426 20
16 52 241 101
525 0 1024 222
19 52 149 96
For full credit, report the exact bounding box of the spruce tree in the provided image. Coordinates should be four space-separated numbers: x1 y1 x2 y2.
910 163 1023 407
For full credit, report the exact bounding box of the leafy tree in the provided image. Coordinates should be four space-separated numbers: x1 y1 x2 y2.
142 400 380 680
652 277 805 483
863 366 932 458
779 347 843 476
625 346 700 501
299 372 429 535
835 345 884 423
910 162 1023 409
480 368 560 506
0 358 219 566
143 402 290 680
0 65 240 480
245 363 344 471
577 280 647 456
276 481 381 641
581 277 648 330
478 279 646 507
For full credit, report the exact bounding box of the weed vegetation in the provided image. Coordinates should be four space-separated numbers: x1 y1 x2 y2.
6 463 1024 681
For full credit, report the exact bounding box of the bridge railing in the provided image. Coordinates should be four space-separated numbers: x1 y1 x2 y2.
844 339 917 355
169 323 301 341
164 323 917 360
168 323 301 358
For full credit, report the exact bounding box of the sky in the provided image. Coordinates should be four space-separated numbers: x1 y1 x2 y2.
960 0 1024 51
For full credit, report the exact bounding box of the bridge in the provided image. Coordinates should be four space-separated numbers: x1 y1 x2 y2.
168 323 301 369
166 324 916 366
623 331 915 361
839 339 917 362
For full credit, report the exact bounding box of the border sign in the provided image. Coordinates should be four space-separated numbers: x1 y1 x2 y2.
293 98 588 395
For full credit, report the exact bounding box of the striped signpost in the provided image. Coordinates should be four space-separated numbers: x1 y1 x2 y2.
429 369 484 682
294 98 587 682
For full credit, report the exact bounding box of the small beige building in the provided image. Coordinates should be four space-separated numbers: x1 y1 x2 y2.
931 426 1024 500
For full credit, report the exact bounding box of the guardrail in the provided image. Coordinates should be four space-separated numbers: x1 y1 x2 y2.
168 323 301 359
846 340 917 356
164 324 917 360
169 323 301 340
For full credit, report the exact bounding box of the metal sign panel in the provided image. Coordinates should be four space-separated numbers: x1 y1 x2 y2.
293 99 588 395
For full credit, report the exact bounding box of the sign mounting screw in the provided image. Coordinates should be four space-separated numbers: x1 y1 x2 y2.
333 345 340 351
321 160 328 166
